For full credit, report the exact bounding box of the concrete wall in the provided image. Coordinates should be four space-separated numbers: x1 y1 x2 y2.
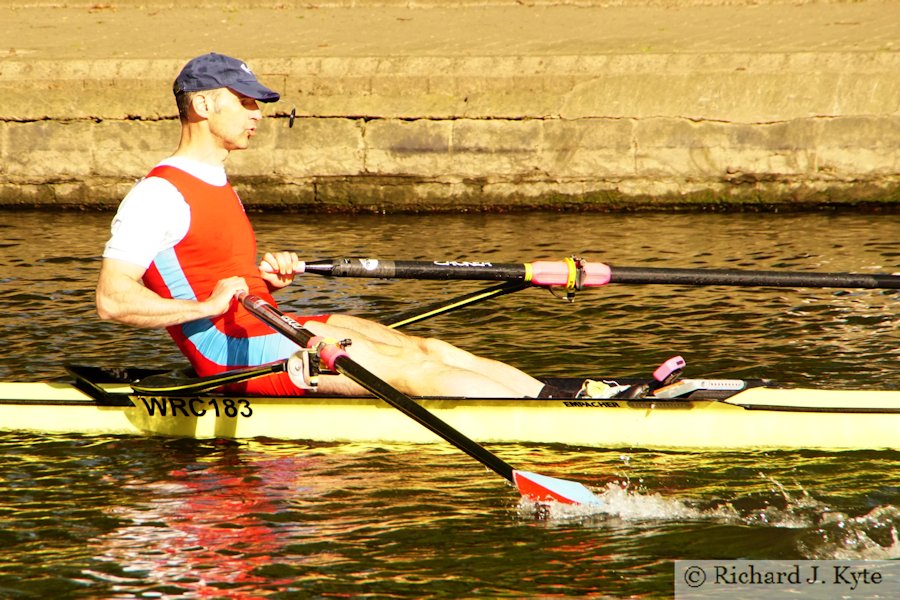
1 1 898 211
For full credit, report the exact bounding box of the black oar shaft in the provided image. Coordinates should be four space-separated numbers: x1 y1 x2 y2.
238 293 516 482
301 258 900 289
608 267 899 289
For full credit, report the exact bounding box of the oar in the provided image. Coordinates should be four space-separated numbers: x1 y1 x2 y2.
237 291 602 506
297 257 900 289
384 281 528 328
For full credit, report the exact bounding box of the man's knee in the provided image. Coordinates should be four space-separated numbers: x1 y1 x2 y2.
418 336 467 360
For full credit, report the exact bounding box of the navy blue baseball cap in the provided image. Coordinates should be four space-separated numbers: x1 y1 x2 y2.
173 52 280 102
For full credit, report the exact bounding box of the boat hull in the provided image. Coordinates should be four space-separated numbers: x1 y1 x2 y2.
1 380 898 450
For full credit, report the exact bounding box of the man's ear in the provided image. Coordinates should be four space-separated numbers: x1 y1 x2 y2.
191 92 211 118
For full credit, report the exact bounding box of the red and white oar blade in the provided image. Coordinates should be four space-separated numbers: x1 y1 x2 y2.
513 470 602 506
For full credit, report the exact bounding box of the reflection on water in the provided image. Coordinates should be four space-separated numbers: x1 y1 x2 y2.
0 210 898 597
1 436 898 598
88 441 303 598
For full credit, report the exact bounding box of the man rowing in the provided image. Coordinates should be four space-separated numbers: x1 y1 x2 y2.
95 52 554 399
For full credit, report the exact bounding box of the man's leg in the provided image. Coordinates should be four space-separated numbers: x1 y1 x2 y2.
303 315 545 398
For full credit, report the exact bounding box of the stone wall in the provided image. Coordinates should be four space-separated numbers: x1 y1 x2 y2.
1 1 897 211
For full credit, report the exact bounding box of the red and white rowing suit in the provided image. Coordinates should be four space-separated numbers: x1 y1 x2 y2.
103 157 328 395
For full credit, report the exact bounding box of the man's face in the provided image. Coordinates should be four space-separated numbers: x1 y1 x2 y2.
202 88 262 151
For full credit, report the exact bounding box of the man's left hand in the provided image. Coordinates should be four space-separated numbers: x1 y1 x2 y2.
259 251 301 289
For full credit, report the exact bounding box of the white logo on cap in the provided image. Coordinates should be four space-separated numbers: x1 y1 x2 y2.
241 63 253 75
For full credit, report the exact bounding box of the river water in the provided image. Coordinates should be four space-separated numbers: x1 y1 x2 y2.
0 209 898 598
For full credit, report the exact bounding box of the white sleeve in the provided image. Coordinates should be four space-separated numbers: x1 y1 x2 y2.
102 177 191 269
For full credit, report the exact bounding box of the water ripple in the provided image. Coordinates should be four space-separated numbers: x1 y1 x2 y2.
0 210 898 597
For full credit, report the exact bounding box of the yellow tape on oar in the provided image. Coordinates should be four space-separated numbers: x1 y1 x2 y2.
524 262 533 283
564 256 580 296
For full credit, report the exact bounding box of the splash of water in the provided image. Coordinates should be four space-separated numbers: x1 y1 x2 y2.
518 480 726 522
519 472 899 560
798 506 900 560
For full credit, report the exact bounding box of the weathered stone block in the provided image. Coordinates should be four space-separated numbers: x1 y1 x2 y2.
540 118 635 178
269 117 366 178
633 118 820 178
4 121 94 179
365 119 453 175
450 119 544 176
91 120 178 178
816 116 900 175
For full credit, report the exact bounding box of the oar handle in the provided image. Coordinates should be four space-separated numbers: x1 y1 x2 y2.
236 292 517 482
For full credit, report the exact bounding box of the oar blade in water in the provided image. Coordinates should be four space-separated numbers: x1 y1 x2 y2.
513 470 602 505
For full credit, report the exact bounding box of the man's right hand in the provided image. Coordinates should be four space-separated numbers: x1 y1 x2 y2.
205 276 250 317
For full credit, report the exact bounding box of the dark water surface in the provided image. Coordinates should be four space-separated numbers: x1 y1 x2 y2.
0 210 898 598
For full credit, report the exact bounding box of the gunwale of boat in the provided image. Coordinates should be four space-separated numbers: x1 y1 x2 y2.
0 370 897 450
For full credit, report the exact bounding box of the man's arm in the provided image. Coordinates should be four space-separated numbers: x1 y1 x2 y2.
96 257 248 328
